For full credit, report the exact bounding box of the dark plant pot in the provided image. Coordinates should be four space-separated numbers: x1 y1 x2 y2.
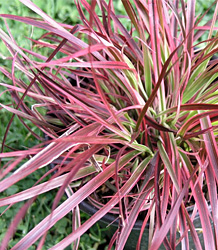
80 199 210 250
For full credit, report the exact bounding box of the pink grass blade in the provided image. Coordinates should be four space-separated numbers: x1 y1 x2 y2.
157 140 180 192
177 110 218 137
148 0 162 82
183 207 203 250
185 0 195 57
180 150 216 250
0 103 57 129
18 0 67 32
121 0 140 35
207 0 218 40
0 166 96 207
200 115 218 184
36 60 131 69
52 136 126 144
1 198 37 250
159 103 218 116
189 181 216 249
0 135 82 192
183 127 216 140
0 83 54 102
36 43 107 65
205 165 218 248
116 153 158 250
136 201 154 250
0 14 88 52
149 164 202 250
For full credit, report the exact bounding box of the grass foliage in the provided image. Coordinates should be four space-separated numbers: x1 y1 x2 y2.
0 0 218 249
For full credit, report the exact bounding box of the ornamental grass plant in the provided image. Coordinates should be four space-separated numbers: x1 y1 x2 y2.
0 0 218 249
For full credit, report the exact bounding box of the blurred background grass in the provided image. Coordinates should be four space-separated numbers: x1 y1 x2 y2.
0 0 215 249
